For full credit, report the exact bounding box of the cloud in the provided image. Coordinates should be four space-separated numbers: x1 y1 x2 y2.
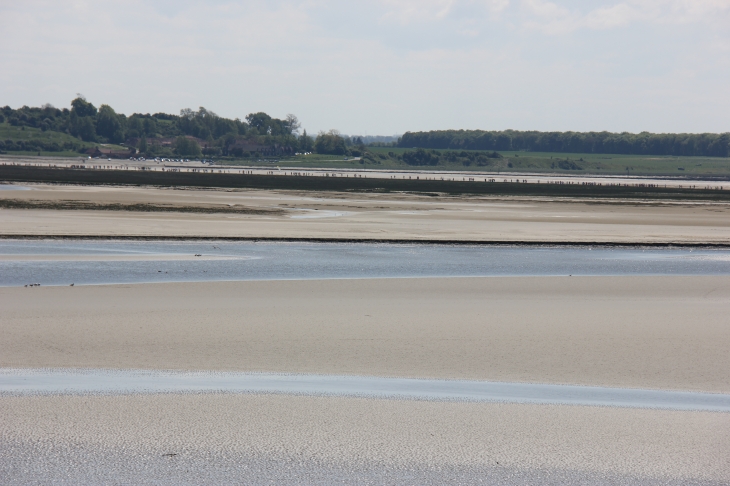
0 0 728 133
583 4 642 29
378 0 510 24
378 0 457 24
520 0 730 34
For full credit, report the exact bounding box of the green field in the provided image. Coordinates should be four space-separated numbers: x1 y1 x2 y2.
494 151 730 177
216 147 730 178
0 123 82 144
0 122 128 154
4 150 88 157
364 147 730 177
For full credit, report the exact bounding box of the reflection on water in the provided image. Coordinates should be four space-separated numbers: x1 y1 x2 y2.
1 369 728 412
1 240 729 286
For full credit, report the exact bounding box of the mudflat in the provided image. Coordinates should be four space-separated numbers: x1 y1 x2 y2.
2 276 729 392
1 183 730 243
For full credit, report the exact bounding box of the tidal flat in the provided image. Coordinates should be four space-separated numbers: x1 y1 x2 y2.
2 192 730 483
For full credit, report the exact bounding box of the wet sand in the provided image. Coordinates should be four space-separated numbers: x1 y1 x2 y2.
1 183 730 243
2 276 729 392
1 394 728 484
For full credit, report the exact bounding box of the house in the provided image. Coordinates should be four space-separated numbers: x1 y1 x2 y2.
228 141 295 157
85 147 103 157
126 136 207 149
85 146 136 159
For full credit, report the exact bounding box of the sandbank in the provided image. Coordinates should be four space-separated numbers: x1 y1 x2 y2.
1 184 730 243
2 276 729 392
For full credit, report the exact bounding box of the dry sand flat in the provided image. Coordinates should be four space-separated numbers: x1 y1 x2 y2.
1 394 728 484
1 183 730 242
2 276 730 392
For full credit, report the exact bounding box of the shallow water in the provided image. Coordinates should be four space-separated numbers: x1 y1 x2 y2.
1 240 730 286
0 184 29 191
1 369 728 412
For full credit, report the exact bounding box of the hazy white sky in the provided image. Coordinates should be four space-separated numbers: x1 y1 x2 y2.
1 0 729 135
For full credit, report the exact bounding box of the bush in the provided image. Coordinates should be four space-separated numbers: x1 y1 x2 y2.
557 160 583 170
174 136 202 157
402 148 440 166
314 130 348 155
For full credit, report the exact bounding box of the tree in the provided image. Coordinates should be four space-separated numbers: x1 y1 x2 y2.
69 111 96 141
174 136 202 157
77 117 96 141
71 96 97 118
285 114 301 135
246 112 273 133
298 129 314 152
127 116 143 138
314 130 348 155
245 112 291 137
143 117 157 136
96 104 124 142
139 134 148 154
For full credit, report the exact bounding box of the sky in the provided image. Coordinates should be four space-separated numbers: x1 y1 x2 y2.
1 0 729 135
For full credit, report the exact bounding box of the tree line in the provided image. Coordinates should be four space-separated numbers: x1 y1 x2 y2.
0 98 357 158
398 130 730 157
360 148 503 167
5 99 728 159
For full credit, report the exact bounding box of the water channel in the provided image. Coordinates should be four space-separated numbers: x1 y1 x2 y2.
2 369 729 412
1 240 729 286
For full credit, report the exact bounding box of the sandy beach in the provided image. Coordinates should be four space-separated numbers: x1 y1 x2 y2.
2 183 730 243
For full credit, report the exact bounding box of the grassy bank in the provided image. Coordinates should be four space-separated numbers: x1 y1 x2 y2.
0 122 128 155
362 147 730 177
217 148 730 177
